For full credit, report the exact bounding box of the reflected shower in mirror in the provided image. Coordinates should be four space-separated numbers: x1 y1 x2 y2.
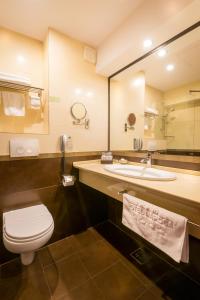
110 24 200 155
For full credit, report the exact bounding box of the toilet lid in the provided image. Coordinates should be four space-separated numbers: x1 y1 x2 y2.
3 204 53 239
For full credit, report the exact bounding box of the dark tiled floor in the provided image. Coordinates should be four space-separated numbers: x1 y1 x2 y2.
1 222 200 300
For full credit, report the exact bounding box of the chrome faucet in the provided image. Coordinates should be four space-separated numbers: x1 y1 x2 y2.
140 151 152 168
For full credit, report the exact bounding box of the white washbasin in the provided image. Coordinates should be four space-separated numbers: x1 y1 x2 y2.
104 164 176 181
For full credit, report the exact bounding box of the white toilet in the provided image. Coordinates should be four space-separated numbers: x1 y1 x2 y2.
3 204 54 265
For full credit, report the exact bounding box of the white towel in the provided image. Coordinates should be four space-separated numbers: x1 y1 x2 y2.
122 193 189 263
2 91 25 116
29 92 41 109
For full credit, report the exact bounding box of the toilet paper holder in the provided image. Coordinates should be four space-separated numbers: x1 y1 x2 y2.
62 175 76 187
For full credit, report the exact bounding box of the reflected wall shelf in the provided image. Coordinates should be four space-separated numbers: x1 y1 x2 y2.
144 111 159 119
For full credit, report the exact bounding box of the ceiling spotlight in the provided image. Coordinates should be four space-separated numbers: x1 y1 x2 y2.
143 39 153 49
132 78 144 87
86 91 93 97
166 64 174 71
157 48 167 57
75 88 82 95
17 55 26 64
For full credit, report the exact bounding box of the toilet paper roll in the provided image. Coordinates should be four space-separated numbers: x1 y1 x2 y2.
62 175 76 187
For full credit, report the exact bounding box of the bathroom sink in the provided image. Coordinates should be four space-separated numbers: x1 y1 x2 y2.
104 164 176 181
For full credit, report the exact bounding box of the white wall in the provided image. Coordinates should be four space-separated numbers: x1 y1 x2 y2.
0 28 108 155
110 72 145 150
47 29 108 153
96 0 199 76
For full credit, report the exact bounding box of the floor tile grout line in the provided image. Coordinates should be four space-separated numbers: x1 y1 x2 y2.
119 258 152 288
2 222 200 300
43 237 107 270
74 240 124 295
89 226 106 239
90 259 121 280
0 256 20 268
95 222 169 286
106 220 200 287
76 252 94 280
42 253 91 298
65 277 92 295
90 276 107 299
43 251 82 272
0 224 107 270
75 238 121 280
135 289 149 300
41 265 54 299
42 230 107 270
43 249 81 269
90 258 148 300
145 245 200 287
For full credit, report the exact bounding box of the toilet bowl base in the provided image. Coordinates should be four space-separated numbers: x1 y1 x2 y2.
21 252 35 265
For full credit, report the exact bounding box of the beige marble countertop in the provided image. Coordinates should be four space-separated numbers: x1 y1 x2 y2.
73 160 200 206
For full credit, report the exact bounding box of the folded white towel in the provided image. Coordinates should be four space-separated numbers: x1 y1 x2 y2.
29 92 41 110
145 107 159 116
122 193 189 263
2 91 25 116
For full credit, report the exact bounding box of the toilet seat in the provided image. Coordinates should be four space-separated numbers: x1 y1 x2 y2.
3 204 53 241
3 204 54 265
3 222 54 243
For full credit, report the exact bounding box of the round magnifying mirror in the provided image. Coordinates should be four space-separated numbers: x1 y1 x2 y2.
128 113 136 126
71 102 87 121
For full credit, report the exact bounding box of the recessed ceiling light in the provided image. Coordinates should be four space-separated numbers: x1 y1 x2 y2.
17 55 26 64
75 88 82 95
132 78 144 87
166 64 175 71
143 39 153 49
157 48 167 57
86 91 93 97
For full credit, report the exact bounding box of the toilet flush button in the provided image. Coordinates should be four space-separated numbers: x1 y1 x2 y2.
10 138 39 157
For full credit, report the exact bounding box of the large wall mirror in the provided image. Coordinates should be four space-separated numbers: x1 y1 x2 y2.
109 23 200 155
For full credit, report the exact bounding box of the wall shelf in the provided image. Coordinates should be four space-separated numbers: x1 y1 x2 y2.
144 111 159 118
0 80 44 94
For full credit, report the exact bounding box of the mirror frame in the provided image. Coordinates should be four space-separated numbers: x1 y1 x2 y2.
107 21 200 151
71 102 87 121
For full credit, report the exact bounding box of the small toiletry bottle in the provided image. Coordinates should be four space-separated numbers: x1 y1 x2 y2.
101 151 113 164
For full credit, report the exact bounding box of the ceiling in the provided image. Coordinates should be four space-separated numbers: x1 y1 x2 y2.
113 26 200 92
96 0 198 76
0 0 143 47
